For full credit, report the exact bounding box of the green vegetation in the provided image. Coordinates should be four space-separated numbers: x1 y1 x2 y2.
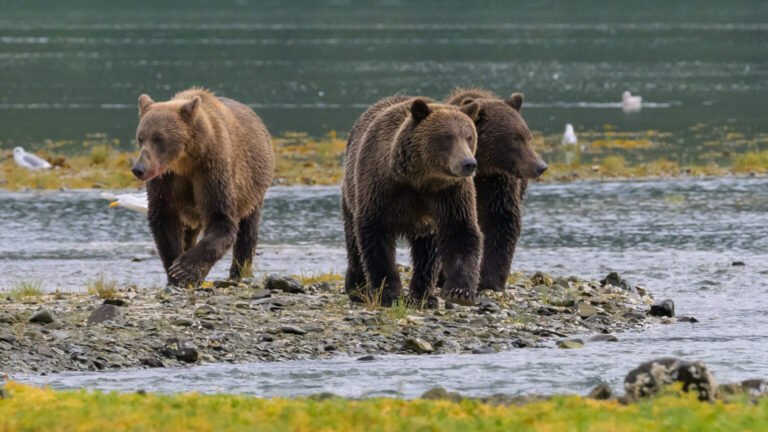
1 382 767 431
3 281 43 302
2 128 768 191
86 273 118 300
383 297 410 320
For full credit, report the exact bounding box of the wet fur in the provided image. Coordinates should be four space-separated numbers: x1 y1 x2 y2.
139 88 274 285
342 96 482 307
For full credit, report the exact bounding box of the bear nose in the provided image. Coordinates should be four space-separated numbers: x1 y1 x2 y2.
534 161 548 177
131 164 145 180
460 157 477 177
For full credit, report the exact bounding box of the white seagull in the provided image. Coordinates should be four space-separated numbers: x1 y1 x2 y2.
13 147 52 170
622 91 642 113
562 123 578 145
101 192 149 214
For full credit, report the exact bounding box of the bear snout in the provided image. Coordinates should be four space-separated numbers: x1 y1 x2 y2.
131 162 146 180
453 157 478 177
532 160 548 178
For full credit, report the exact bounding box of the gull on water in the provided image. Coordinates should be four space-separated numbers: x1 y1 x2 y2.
101 192 148 214
562 123 577 145
622 91 642 113
13 147 52 170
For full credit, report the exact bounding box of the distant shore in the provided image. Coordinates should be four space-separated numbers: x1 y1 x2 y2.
2 130 767 191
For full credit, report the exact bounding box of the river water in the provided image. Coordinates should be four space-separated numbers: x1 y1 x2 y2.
7 177 768 396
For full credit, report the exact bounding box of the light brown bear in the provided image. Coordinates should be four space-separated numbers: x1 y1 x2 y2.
445 88 547 292
132 88 274 286
342 95 483 307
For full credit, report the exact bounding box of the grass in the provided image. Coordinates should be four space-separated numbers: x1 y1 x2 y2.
295 271 344 286
2 129 767 191
3 281 43 302
383 297 410 320
1 382 767 431
86 273 119 300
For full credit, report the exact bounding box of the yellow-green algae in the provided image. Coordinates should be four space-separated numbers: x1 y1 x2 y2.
2 127 768 191
1 382 766 431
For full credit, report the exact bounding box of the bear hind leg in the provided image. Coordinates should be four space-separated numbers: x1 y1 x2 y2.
343 199 367 302
229 207 262 281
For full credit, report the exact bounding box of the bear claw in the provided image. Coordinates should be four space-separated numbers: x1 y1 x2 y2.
441 287 476 306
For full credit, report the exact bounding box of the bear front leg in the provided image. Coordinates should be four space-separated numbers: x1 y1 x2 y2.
476 175 525 292
435 184 482 306
169 212 238 286
356 218 401 307
229 207 262 281
342 198 367 302
146 177 184 286
407 234 439 309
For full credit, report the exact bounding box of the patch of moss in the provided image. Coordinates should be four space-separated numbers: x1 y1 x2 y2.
1 382 768 431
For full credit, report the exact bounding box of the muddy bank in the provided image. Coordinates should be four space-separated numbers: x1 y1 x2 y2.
0 271 679 375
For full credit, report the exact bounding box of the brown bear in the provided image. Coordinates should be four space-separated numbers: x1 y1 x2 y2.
132 88 274 286
342 95 483 307
444 88 547 292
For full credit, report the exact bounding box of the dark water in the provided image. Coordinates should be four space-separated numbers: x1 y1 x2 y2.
1 0 767 161
7 177 768 396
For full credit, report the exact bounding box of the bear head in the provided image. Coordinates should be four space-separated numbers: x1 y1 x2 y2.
132 94 200 181
393 99 481 186
454 93 547 179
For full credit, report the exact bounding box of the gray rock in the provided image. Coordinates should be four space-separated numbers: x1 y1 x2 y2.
357 355 377 361
624 357 717 401
588 383 613 400
576 302 598 318
251 288 271 300
590 334 619 342
43 321 64 330
161 338 198 363
280 325 307 335
194 305 217 317
732 261 746 267
677 316 698 323
476 298 500 314
87 304 122 325
265 274 305 294
37 343 55 357
649 299 675 318
29 309 55 324
0 334 17 344
600 272 637 295
557 339 584 349
171 318 194 327
472 345 496 354
421 387 462 402
141 357 165 368
213 280 239 288
404 337 434 354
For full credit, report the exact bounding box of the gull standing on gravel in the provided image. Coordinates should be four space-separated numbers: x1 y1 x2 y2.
13 146 52 170
101 192 149 214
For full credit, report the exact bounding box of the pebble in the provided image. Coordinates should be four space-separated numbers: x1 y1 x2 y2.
356 355 377 361
194 305 217 317
29 309 55 324
576 302 598 318
624 357 717 402
590 334 619 342
557 339 584 349
87 304 122 325
404 337 434 354
472 345 496 354
265 274 305 294
171 318 194 327
280 325 307 335
161 338 199 363
588 383 613 400
0 335 17 344
649 299 675 318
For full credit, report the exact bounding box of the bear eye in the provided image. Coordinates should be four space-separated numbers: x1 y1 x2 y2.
153 135 164 145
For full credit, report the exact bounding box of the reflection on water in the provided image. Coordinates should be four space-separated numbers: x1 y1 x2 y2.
7 177 768 396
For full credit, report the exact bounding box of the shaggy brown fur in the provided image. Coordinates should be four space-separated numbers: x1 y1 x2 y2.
133 88 274 286
444 88 547 292
342 95 483 307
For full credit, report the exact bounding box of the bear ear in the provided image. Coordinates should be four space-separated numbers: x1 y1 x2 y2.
460 98 475 106
410 99 431 123
460 101 481 122
138 94 154 117
505 93 524 112
179 96 200 122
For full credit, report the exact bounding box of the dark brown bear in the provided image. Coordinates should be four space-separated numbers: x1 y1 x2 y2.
342 95 483 307
132 88 274 286
444 88 547 292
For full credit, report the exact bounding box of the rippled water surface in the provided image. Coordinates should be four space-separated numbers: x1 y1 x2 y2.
8 177 768 396
1 0 767 159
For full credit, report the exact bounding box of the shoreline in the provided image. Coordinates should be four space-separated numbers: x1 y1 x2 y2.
2 131 767 191
1 271 667 375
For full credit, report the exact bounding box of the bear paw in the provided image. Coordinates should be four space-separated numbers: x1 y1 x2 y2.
442 287 476 306
169 257 204 287
406 293 439 310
